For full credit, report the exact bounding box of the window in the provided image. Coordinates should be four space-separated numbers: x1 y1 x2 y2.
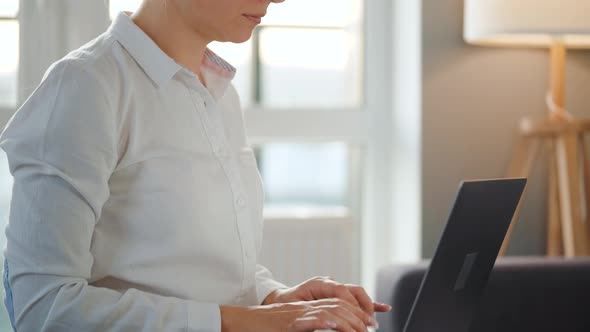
0 1 18 108
257 142 359 216
231 0 363 216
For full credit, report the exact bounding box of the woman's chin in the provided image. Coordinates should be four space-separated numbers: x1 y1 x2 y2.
223 30 256 44
232 36 253 44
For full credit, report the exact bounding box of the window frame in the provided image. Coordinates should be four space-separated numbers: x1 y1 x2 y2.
243 2 367 214
244 0 397 290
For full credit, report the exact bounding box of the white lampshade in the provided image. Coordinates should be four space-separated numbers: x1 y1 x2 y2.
464 0 590 48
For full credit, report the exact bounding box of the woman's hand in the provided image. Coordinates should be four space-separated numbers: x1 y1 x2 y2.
262 276 392 320
220 298 377 332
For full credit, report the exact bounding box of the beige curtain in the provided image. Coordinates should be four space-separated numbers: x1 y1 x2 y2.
18 0 110 105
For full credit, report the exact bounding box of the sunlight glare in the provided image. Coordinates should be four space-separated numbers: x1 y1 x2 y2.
209 41 252 67
260 29 350 70
109 0 143 18
264 0 359 27
0 22 18 74
0 0 18 17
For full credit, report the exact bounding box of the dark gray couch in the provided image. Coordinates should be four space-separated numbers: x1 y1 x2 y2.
375 257 590 332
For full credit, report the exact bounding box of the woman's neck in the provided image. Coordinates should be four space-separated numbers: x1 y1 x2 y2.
131 2 209 81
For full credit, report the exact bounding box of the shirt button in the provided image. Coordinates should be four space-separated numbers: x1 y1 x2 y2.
236 196 246 207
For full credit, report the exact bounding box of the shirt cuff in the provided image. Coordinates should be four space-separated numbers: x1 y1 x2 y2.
187 301 221 332
257 278 289 305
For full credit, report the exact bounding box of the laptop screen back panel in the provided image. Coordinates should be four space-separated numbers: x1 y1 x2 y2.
403 179 526 332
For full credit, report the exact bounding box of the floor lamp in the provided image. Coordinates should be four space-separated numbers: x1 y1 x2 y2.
463 0 590 257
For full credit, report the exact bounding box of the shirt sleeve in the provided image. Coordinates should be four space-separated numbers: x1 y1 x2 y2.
255 264 289 305
0 60 220 332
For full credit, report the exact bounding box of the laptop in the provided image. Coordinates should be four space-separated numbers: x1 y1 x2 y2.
402 178 526 332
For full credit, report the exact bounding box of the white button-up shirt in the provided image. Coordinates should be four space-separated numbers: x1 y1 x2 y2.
1 12 286 332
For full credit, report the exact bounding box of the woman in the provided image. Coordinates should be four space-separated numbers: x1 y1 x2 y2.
1 0 391 331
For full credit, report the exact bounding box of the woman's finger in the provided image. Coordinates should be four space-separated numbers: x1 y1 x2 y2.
325 304 371 332
373 302 393 312
320 281 361 309
308 298 374 328
345 284 374 316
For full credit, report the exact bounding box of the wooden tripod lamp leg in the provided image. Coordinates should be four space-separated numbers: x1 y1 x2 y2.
547 140 562 256
555 134 588 256
549 43 589 256
499 136 539 256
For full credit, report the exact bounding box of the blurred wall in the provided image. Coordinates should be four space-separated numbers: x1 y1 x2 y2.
420 0 590 257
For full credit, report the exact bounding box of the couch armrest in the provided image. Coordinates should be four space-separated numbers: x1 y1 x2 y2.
375 257 590 332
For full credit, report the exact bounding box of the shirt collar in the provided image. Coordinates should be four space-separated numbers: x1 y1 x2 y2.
108 12 236 95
